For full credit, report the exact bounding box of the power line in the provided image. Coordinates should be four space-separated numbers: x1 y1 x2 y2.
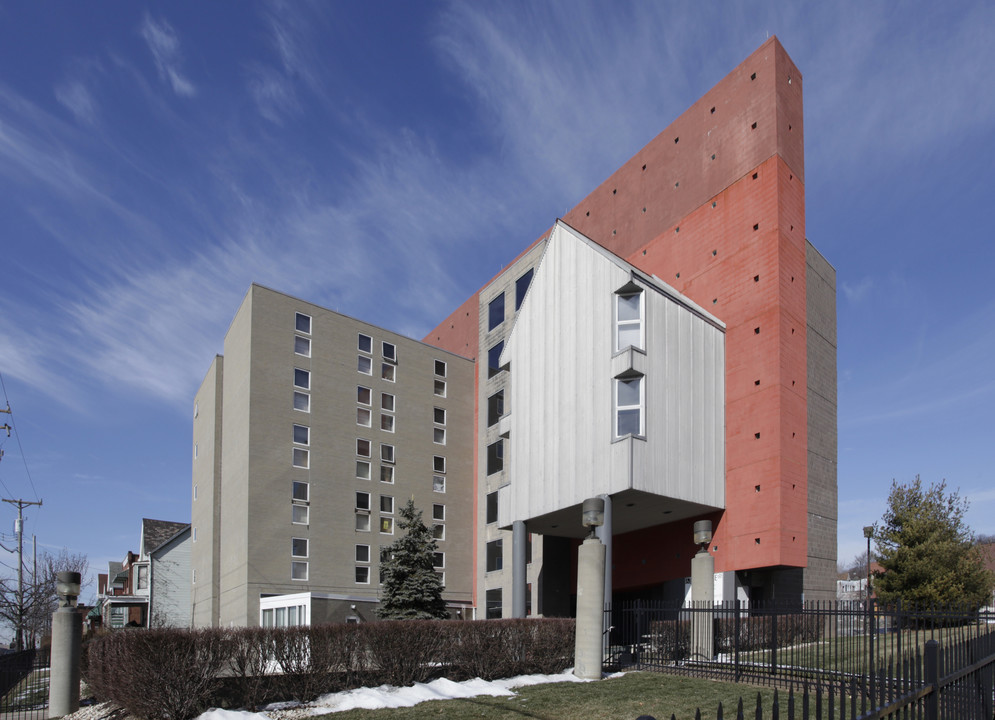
0 373 40 502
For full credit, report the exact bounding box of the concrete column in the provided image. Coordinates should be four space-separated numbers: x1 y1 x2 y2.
594 494 613 609
49 607 82 718
574 536 606 680
512 520 527 618
690 548 714 662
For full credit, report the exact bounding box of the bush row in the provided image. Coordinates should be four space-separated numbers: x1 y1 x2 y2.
84 618 575 720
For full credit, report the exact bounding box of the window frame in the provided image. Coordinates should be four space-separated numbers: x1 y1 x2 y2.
615 289 644 352
434 379 447 397
432 474 446 493
358 333 372 354
380 495 394 514
294 368 310 390
292 481 309 502
291 537 309 558
295 312 311 335
356 438 371 457
358 355 372 375
355 491 371 511
434 359 447 377
293 424 309 446
382 341 397 362
356 461 371 480
381 444 395 464
380 465 395 484
291 561 308 581
433 455 446 474
488 293 505 331
355 544 371 563
381 363 396 382
293 391 310 413
355 566 371 584
381 393 395 411
488 342 504 378
294 335 311 357
292 504 309 525
615 375 645 438
292 447 309 469
515 268 534 310
432 503 445 522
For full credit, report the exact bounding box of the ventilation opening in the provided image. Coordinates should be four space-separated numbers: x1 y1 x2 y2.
674 136 679 144
712 298 717 304
586 211 590 217
753 275 760 282
751 122 757 129
675 272 680 279
754 327 760 334
675 226 679 233
755 432 761 439
755 538 761 545
755 485 760 493
754 379 760 386
642 164 647 171
675 181 680 188
712 201 717 208
642 207 646 213
612 188 616 195
753 223 759 231
711 154 716 160
752 172 758 180
750 72 756 81
712 250 717 256
710 106 715 114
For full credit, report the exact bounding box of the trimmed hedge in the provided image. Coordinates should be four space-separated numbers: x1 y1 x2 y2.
84 618 575 719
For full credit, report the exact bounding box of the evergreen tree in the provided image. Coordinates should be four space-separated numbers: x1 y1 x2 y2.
376 499 448 620
874 476 994 609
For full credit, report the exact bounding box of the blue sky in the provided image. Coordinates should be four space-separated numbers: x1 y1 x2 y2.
1 1 993 608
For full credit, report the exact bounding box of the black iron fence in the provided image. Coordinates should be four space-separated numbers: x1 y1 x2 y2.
0 649 50 720
606 600 995 719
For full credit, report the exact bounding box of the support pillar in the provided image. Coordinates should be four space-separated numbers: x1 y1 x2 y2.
512 520 527 618
574 536 606 680
690 548 714 662
49 605 82 717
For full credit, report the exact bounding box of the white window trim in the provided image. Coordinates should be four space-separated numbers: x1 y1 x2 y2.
357 407 372 427
382 341 397 362
434 427 446 445
433 456 446 473
615 290 644 352
356 460 371 480
355 491 371 511
434 379 447 397
358 386 372 406
358 355 373 375
357 438 371 458
380 496 394 514
356 544 371 563
294 391 310 413
381 363 396 382
433 503 446 522
434 360 447 378
292 481 309 502
296 312 312 335
292 448 310 469
292 504 309 525
295 335 311 357
358 333 373 354
614 374 645 439
292 537 309 558
291 561 309 581
355 566 371 584
433 475 446 493
293 424 310 446
381 444 395 463
380 465 395 484
381 414 395 433
380 517 394 535
294 368 310 390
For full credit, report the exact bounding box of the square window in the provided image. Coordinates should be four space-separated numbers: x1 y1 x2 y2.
293 424 309 445
292 538 308 558
292 481 309 502
381 393 395 411
358 333 372 354
357 439 371 457
381 444 395 463
380 517 394 534
380 465 394 484
292 504 309 524
294 368 310 390
355 514 371 532
356 545 370 563
487 391 504 426
293 391 310 413
515 268 534 310
291 561 308 581
295 335 311 357
487 440 503 475
432 503 445 522
434 379 447 397
293 448 309 469
382 342 396 361
488 342 504 378
381 414 395 433
433 475 446 493
355 566 370 584
357 407 371 426
381 364 396 382
488 293 505 331
434 427 445 445
434 407 446 425
434 360 447 377
356 461 371 480
355 492 370 511
433 456 445 474
432 523 445 540
295 312 311 334
380 495 394 514
433 552 445 569
486 540 503 572
358 386 371 405
358 356 372 375
486 491 498 524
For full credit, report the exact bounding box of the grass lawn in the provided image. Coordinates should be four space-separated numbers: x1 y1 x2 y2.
308 672 779 720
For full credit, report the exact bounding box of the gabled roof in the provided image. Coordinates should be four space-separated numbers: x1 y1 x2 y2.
141 519 190 556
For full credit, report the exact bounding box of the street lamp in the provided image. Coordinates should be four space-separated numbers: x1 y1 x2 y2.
862 526 874 604
862 526 875 694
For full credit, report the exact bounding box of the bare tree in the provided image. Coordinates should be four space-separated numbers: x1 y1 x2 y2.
0 548 89 647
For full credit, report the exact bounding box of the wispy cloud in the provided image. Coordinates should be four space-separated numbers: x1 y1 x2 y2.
54 80 98 126
841 277 873 304
140 14 196 98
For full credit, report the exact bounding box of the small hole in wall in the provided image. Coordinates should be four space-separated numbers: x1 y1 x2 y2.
642 207 646 213
712 250 717 256
676 272 680 278
792 483 796 490
642 250 646 256
752 172 758 180
586 211 590 217
755 432 761 439
713 545 718 552
675 226 680 233
788 124 792 131
712 298 717 304
754 275 759 282
751 122 757 130
755 485 760 492
612 229 616 235
712 201 717 208
791 276 795 282
755 538 761 545
791 328 795 335
789 174 793 180
790 225 794 231
750 72 756 81
642 164 647 171
788 76 792 84
791 380 796 386
754 379 760 386
711 154 716 160
792 432 796 438
674 136 679 143
612 188 616 195
710 106 715 114
753 223 759 231
675 181 680 188
754 327 760 334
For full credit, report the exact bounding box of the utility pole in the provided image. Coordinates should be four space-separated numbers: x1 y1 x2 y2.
3 498 43 651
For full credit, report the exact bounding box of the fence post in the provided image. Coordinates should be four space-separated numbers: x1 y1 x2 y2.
770 604 778 676
924 639 938 720
868 598 875 702
734 598 741 683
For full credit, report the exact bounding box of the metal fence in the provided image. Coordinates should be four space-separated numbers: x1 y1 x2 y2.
605 600 995 719
0 649 50 720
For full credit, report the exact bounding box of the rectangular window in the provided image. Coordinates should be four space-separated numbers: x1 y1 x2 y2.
295 312 311 334
380 496 394 514
356 545 370 563
292 481 309 501
486 491 498 524
434 407 446 425
380 465 394 484
295 335 311 357
355 566 370 584
433 428 445 445
136 565 148 590
515 268 534 310
358 356 372 375
381 444 395 463
487 440 504 475
432 523 445 540
380 517 394 534
381 393 395 411
356 492 371 511
433 456 445 473
357 407 371 426
356 461 371 480
433 552 445 569
358 386 371 405
357 438 371 457
291 561 308 581
615 291 643 351
292 448 309 468
358 333 372 354
486 540 503 572
381 414 395 433
382 342 396 361
432 475 446 493
381 364 396 382
616 376 643 437
434 379 447 397
434 360 447 377
488 293 505 331
294 368 310 390
292 538 308 558
355 514 371 532
433 503 445 522
293 424 309 445
292 504 309 524
293 391 310 412
487 391 504 427
488 342 504 378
